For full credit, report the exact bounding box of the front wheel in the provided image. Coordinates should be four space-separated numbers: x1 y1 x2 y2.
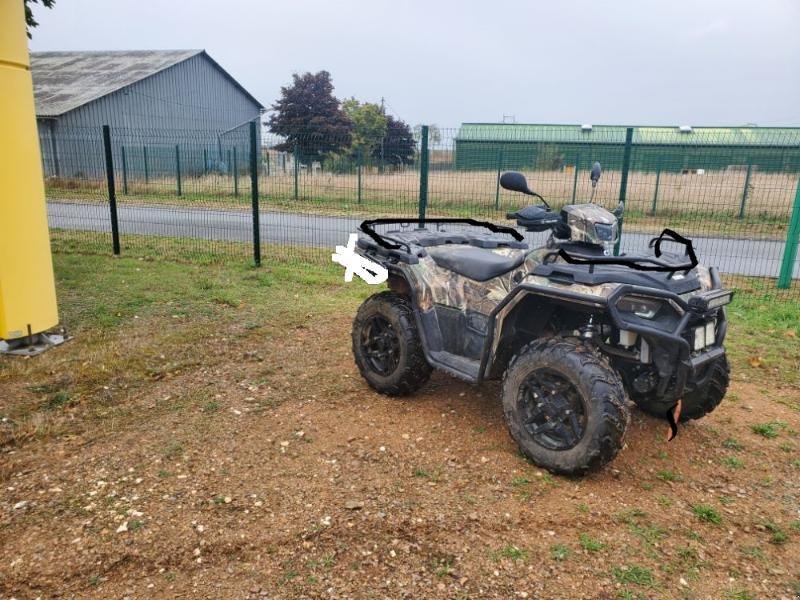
502 337 630 476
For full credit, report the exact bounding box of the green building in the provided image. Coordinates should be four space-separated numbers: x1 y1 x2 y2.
453 123 800 173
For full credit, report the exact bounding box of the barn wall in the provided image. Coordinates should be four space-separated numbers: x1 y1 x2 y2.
40 54 261 179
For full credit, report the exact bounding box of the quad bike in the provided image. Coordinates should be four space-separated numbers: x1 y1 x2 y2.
350 164 732 475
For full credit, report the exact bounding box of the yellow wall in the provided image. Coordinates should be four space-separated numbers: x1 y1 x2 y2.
0 0 59 339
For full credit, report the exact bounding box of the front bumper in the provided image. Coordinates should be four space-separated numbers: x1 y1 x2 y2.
607 284 732 399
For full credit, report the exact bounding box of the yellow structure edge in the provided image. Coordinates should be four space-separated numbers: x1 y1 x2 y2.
0 0 59 340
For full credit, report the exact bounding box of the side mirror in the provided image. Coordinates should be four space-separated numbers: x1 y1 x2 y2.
590 162 602 187
500 171 536 196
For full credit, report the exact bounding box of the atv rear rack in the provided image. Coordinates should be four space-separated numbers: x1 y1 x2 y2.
359 218 524 253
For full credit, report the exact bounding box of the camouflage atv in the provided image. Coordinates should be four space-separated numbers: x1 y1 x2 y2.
350 164 732 475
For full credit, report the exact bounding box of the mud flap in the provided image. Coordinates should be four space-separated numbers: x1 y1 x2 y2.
665 399 682 441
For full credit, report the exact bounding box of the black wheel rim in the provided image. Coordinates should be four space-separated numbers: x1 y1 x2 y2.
518 368 587 451
361 315 401 376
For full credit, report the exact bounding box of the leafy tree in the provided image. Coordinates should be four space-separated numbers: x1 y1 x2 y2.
266 71 352 162
374 115 416 166
342 99 387 159
25 0 55 38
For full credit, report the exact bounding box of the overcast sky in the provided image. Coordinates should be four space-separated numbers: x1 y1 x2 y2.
28 0 800 129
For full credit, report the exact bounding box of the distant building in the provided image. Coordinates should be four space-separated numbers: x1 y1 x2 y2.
453 123 800 173
32 50 264 178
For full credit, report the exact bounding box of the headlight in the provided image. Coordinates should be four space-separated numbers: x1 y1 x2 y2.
617 296 664 319
688 290 733 312
594 223 617 241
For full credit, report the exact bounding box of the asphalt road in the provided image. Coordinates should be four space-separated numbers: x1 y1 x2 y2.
47 201 798 278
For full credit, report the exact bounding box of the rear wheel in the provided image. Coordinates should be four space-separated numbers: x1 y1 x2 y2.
352 292 432 396
502 337 630 476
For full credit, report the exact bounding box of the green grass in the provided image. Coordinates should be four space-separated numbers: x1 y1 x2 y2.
691 503 722 525
201 399 220 413
578 533 606 552
727 294 800 387
656 469 682 482
612 565 655 587
614 508 648 525
751 421 786 439
762 519 788 545
630 523 667 547
42 228 800 420
722 437 744 451
494 545 528 562
550 544 570 561
740 545 765 560
43 391 73 411
722 456 744 469
0 244 371 447
128 519 145 532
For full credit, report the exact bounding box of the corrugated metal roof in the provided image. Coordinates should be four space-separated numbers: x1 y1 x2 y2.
31 50 264 117
455 123 800 146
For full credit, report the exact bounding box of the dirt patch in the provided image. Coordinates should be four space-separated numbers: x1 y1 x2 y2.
2 309 798 599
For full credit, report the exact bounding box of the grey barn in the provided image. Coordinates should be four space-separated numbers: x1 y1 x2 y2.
32 50 264 179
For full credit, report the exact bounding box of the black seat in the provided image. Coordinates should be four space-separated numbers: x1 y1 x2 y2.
426 245 529 281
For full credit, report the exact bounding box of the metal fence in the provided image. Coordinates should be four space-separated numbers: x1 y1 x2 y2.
42 122 800 299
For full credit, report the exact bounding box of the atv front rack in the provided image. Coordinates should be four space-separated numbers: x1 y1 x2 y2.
553 228 698 274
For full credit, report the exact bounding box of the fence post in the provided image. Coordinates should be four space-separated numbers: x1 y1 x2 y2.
233 147 239 197
777 178 800 289
203 148 208 174
143 146 149 184
101 125 121 255
293 144 300 200
249 121 261 267
650 158 661 216
418 125 430 222
614 127 634 256
738 162 752 219
265 150 270 176
175 144 182 196
494 146 504 209
357 152 363 204
121 145 128 195
571 152 580 203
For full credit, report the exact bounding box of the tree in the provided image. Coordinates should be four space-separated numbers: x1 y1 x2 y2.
342 99 387 160
266 71 351 162
25 0 55 38
374 115 415 166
